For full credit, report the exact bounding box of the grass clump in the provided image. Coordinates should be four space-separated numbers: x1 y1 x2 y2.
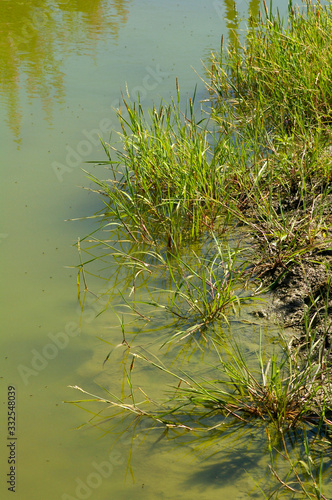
126 333 332 433
202 0 332 281
73 1 332 497
90 91 233 251
78 230 251 342
69 329 332 498
165 245 246 330
88 1 332 276
210 0 332 136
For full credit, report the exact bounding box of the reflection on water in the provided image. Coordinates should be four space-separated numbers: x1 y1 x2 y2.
223 0 260 49
0 0 131 143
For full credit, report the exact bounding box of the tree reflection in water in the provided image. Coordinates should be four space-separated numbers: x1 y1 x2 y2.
0 0 131 143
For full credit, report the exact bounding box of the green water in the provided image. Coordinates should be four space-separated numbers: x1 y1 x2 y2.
0 1 310 499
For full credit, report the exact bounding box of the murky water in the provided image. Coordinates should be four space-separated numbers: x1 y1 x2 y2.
1 1 316 499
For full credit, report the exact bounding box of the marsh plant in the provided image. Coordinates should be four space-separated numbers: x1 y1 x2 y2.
164 242 249 335
209 0 332 137
69 328 332 498
77 229 252 344
87 90 233 251
205 0 332 275
74 0 332 497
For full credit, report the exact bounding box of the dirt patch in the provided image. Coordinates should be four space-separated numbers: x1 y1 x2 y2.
252 250 332 349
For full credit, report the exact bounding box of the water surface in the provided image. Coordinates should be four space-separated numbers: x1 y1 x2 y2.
1 1 300 499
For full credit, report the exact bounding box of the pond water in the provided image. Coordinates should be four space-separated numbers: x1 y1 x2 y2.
0 1 314 499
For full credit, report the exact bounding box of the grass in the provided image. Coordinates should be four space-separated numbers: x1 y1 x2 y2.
209 0 332 137
73 0 332 497
68 327 332 498
76 229 253 343
204 0 332 277
164 241 248 331
87 90 232 251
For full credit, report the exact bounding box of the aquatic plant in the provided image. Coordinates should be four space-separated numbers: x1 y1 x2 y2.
87 90 233 251
68 325 332 498
73 1 332 497
76 229 252 343
204 0 332 276
209 0 332 137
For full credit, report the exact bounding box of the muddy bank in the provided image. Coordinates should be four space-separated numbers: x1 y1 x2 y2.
252 250 332 348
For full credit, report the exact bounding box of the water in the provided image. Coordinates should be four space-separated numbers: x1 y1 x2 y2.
0 1 313 499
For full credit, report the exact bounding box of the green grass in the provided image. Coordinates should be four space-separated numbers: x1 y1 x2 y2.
209 0 332 135
76 229 253 343
74 1 332 497
85 0 332 271
88 91 232 251
68 327 332 498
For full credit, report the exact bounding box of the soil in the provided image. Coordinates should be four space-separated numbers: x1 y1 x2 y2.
243 188 332 349
251 250 332 348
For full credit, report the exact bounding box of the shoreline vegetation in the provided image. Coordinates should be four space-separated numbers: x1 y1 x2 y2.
72 1 332 497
